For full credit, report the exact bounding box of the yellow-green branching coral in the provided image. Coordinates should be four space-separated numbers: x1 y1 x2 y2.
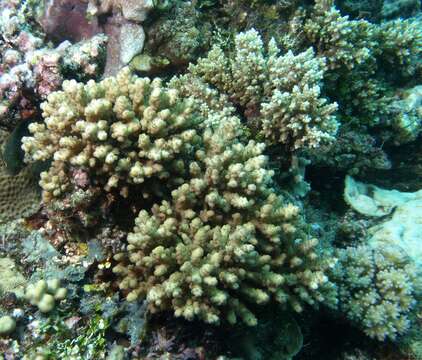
113 117 337 326
174 29 338 151
333 244 421 341
22 68 202 203
377 18 422 76
302 0 378 71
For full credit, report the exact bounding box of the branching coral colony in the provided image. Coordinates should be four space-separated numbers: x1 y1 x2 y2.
19 0 422 349
172 28 339 152
22 66 337 325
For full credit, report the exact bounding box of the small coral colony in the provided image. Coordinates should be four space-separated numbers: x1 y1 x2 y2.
0 0 421 359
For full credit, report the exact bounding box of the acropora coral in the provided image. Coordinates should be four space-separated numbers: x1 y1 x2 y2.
177 29 339 151
22 66 336 325
22 67 200 205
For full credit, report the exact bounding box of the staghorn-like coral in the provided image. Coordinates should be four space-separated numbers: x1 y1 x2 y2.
377 18 422 77
273 0 422 181
333 244 420 341
113 116 337 326
173 29 339 151
302 0 378 71
22 67 202 205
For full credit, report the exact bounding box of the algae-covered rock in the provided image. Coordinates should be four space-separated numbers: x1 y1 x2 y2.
345 176 422 265
368 199 422 266
0 257 27 298
390 85 422 145
344 175 422 217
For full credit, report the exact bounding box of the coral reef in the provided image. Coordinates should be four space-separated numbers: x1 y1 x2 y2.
0 1 107 129
174 29 338 152
274 0 422 182
0 0 422 358
113 116 337 325
21 67 201 216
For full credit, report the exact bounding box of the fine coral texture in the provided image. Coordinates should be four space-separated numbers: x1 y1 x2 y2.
113 117 337 325
176 29 339 151
22 68 201 204
334 244 420 341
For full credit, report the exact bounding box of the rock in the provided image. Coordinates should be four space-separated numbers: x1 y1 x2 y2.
119 23 145 65
121 0 154 22
344 175 422 217
41 0 101 43
368 198 422 266
345 176 422 265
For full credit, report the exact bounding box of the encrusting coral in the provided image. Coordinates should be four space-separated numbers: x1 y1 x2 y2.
0 130 40 223
173 29 339 151
113 116 337 326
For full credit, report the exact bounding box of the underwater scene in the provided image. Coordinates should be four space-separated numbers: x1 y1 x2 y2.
0 0 421 359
